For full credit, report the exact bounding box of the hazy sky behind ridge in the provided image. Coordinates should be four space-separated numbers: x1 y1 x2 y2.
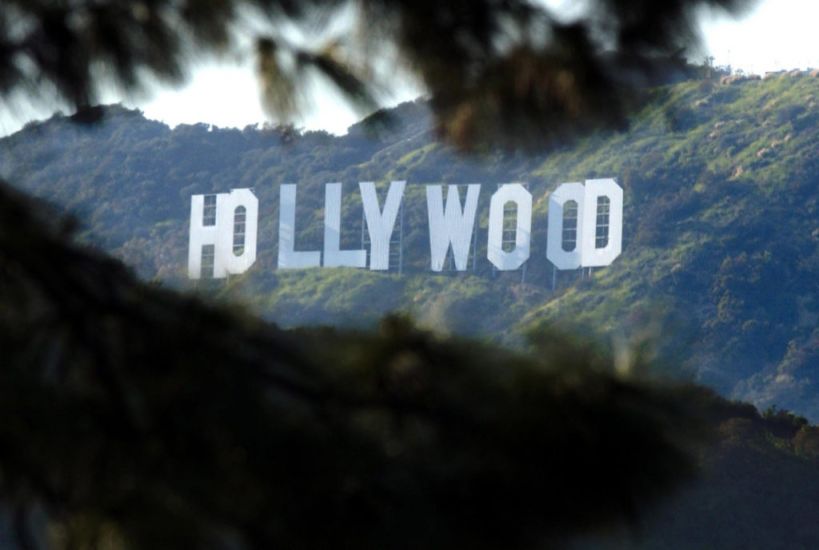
1 0 817 137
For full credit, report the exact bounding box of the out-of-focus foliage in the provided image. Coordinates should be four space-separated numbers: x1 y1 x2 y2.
5 72 818 419
1 1 816 548
0 180 711 549
0 0 757 148
1 182 817 549
569 402 819 550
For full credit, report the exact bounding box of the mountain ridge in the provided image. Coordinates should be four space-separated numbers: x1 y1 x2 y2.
2 72 818 419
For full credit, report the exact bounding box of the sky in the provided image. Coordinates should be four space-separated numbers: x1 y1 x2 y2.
2 0 818 137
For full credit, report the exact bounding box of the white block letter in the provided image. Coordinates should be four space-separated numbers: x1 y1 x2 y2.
278 184 321 269
487 183 532 271
188 188 258 279
323 183 367 268
546 182 585 271
580 178 623 267
360 181 406 271
547 179 623 270
426 184 481 271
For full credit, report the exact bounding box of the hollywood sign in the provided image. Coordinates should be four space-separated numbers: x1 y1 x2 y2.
188 179 623 279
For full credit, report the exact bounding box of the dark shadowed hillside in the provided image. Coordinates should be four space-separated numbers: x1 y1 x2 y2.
2 72 819 421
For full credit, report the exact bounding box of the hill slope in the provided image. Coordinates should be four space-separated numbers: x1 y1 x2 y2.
1 73 818 419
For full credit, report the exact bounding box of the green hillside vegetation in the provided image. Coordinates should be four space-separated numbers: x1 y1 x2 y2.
2 72 818 423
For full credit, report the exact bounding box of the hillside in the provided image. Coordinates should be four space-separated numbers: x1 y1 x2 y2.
1 72 818 421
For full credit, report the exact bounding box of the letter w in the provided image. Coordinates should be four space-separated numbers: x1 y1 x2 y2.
426 184 481 272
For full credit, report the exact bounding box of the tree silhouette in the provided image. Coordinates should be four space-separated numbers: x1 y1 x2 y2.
0 1 765 548
1 0 757 148
0 181 715 549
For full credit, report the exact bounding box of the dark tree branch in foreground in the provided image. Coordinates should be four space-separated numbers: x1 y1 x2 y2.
0 1 779 549
0 179 713 549
0 0 756 148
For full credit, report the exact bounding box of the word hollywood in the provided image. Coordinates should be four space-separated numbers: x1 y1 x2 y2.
188 179 623 279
